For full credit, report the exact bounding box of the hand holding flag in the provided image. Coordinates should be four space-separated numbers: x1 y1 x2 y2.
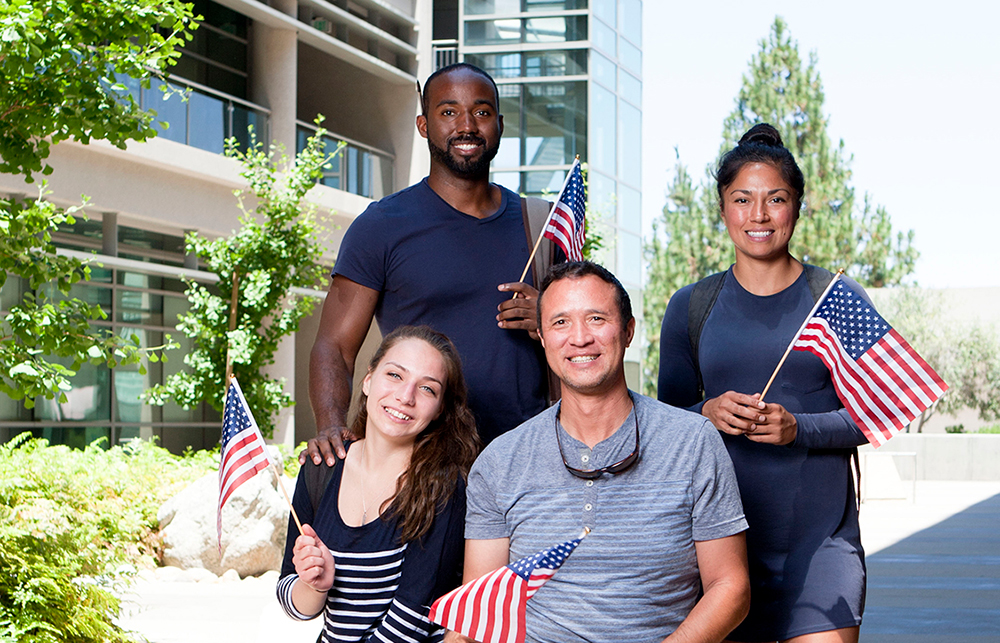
429 529 589 643
774 275 947 446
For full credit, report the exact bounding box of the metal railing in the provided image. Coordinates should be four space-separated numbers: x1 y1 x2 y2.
120 75 271 154
296 122 394 200
432 40 459 70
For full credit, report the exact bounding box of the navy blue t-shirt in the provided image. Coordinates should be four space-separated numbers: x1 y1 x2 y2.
334 179 548 444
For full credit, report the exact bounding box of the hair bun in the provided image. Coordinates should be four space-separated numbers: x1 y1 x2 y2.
738 123 783 148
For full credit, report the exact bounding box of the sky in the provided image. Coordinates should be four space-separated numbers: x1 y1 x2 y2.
641 0 1000 289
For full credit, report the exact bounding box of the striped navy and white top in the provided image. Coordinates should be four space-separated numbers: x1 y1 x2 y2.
278 445 466 643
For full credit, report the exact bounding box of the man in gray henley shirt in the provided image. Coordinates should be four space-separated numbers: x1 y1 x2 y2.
457 262 750 643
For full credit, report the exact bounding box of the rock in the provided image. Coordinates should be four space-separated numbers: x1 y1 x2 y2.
158 467 295 577
220 568 242 582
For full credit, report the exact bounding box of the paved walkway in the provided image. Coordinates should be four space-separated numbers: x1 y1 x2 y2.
117 481 1000 643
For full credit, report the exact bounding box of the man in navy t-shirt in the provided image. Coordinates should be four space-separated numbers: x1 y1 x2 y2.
302 63 554 466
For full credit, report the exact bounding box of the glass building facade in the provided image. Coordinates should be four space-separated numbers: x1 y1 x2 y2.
456 0 642 292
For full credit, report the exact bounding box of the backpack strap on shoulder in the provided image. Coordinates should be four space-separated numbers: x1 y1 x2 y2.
521 196 555 285
803 264 835 302
687 271 728 400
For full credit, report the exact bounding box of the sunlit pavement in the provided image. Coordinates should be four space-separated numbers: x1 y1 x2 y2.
116 481 1000 643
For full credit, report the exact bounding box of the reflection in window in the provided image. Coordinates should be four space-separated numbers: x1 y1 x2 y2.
591 50 616 90
467 50 587 79
464 0 586 14
618 184 641 233
618 231 642 285
587 170 616 220
618 101 641 185
620 38 641 75
621 0 642 46
466 16 586 45
591 17 616 57
589 83 615 174
593 0 615 27
619 70 641 106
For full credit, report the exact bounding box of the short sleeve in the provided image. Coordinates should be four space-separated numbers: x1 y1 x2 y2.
464 448 511 540
690 420 748 541
332 202 389 292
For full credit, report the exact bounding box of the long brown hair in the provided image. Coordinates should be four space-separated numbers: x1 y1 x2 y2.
351 325 480 542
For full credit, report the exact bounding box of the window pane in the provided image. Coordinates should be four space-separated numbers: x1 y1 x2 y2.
496 86 522 168
464 0 520 13
593 0 615 28
620 38 641 75
188 91 226 154
35 361 111 423
587 171 616 220
523 169 569 198
617 183 641 233
465 18 521 45
618 100 641 184
115 329 162 424
589 83 615 173
591 17 616 57
147 81 188 144
619 70 641 105
617 230 641 284
525 16 587 43
591 50 615 90
466 52 523 80
524 81 586 166
621 0 641 46
468 50 587 79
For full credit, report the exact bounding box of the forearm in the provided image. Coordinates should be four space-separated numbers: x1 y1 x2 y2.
793 408 868 449
662 575 749 643
290 576 329 618
308 340 354 434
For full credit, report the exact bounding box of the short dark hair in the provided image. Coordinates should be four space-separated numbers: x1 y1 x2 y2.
715 123 805 213
537 261 633 330
419 63 500 116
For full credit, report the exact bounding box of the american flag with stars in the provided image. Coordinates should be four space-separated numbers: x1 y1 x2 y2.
543 159 586 262
218 377 273 549
792 276 947 447
428 529 589 643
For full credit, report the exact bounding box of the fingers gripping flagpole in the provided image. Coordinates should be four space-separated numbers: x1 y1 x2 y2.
758 270 845 402
513 157 582 297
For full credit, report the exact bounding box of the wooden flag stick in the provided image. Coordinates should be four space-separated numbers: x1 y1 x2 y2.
270 462 303 534
759 270 844 402
224 269 241 388
512 157 581 297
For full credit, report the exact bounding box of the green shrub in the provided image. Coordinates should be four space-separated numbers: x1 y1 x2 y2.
0 434 215 642
944 424 965 434
978 424 1000 434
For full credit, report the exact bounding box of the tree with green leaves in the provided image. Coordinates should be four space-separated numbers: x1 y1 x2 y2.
142 122 337 438
642 16 918 396
871 288 1000 430
0 0 197 410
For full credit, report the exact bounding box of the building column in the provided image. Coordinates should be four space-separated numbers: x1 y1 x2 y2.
265 331 296 450
252 3 297 155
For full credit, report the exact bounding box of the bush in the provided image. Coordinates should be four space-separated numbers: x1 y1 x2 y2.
978 424 1000 434
0 434 215 642
944 424 965 434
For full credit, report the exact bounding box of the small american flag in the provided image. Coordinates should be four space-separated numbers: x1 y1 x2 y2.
792 276 948 447
543 159 586 261
428 530 589 643
218 377 273 548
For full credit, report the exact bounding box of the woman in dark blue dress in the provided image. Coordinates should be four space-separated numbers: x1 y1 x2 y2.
657 124 867 643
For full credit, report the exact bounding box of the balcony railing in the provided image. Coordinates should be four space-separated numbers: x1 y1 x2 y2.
120 75 270 155
296 122 393 200
432 40 460 71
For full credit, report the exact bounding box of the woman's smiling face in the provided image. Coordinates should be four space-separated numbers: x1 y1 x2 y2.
362 338 447 443
720 161 799 264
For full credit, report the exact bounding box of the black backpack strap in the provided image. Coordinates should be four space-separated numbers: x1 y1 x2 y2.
803 264 835 302
302 458 337 514
687 271 728 400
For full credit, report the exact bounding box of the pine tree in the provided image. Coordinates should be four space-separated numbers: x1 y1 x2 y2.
642 16 918 396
